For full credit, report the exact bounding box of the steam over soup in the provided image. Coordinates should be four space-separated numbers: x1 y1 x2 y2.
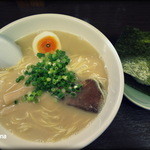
0 31 108 142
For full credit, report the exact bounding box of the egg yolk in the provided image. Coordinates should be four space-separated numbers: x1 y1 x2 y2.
37 36 57 53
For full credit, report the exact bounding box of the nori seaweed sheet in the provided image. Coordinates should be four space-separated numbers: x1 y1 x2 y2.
125 73 150 96
115 26 150 86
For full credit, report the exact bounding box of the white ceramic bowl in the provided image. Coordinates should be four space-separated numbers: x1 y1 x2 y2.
0 14 124 149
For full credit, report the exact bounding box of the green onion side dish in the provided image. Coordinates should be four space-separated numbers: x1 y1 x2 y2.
16 50 82 103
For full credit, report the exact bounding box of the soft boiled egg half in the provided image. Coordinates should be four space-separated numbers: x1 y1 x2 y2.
32 31 61 54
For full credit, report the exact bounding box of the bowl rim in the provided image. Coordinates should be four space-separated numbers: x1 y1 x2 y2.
0 13 124 149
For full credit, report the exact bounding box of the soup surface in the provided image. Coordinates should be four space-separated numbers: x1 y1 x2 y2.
0 31 108 142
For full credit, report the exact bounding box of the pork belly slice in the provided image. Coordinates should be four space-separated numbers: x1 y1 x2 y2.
66 79 104 113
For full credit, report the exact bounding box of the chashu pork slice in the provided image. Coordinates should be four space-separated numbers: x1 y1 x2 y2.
66 79 104 113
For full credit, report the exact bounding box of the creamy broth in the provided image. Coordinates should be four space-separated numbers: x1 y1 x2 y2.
0 31 108 142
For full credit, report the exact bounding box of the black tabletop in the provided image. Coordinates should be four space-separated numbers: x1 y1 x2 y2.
0 0 150 149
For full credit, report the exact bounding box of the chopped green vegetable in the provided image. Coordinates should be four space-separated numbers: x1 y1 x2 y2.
115 26 150 85
37 53 45 58
16 50 82 103
14 100 19 104
16 75 25 83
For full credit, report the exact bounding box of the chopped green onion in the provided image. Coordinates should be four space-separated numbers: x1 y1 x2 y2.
37 53 45 58
14 100 19 104
16 75 25 83
16 50 83 103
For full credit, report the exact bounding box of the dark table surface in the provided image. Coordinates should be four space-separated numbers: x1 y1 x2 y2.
0 0 150 149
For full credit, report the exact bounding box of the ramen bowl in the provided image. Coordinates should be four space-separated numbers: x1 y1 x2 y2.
0 14 124 149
